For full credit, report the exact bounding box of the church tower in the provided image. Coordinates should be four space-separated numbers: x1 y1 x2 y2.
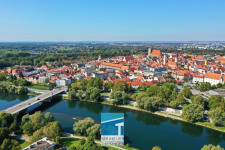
175 52 179 66
205 59 208 66
163 54 167 65
148 48 152 57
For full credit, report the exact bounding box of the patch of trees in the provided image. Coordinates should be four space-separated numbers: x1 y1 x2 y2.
136 96 164 112
182 104 204 123
199 82 211 91
73 117 100 140
137 83 187 109
67 137 103 150
109 81 133 105
21 111 55 136
68 78 103 103
201 144 224 150
0 112 21 149
0 81 28 95
207 95 225 126
30 121 62 143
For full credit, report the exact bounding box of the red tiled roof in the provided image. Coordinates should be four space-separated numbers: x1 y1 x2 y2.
167 61 177 66
127 82 154 86
151 50 162 56
205 72 221 80
102 62 123 68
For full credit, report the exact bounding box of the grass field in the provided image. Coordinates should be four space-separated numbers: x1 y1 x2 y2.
197 122 225 132
18 139 30 149
28 85 49 90
61 137 139 150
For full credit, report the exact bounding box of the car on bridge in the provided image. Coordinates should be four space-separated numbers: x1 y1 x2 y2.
36 97 40 101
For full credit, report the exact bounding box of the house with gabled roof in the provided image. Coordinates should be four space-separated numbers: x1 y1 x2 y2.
204 72 223 85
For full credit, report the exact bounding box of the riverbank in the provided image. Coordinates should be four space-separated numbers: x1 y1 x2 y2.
102 100 225 134
63 98 225 134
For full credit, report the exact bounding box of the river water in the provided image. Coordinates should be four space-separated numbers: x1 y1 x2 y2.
1 93 225 150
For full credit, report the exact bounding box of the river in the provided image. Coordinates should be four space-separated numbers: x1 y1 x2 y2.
1 94 225 150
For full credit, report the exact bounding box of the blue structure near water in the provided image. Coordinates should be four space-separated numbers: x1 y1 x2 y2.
101 113 124 146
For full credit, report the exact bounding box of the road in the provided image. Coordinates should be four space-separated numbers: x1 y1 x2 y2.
3 86 67 114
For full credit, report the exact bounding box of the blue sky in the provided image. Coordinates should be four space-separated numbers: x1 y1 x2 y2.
0 0 225 41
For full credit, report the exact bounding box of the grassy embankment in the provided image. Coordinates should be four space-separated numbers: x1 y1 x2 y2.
27 85 49 90
61 137 139 150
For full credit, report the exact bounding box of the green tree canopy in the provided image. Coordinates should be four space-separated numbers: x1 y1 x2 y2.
182 104 204 123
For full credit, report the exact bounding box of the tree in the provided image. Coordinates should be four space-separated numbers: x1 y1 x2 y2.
86 124 101 139
199 82 211 91
169 89 178 102
152 146 162 150
170 101 179 108
22 122 34 135
1 139 11 150
16 86 28 95
30 111 45 131
105 81 114 92
42 121 63 140
31 129 44 143
81 136 103 150
44 112 55 123
48 83 56 90
208 108 225 126
110 91 127 105
10 139 21 150
208 95 225 110
217 83 223 88
143 97 164 112
87 87 102 102
193 95 207 109
157 86 171 101
113 81 130 93
201 144 224 150
182 104 204 123
163 83 176 91
0 127 9 143
73 117 95 136
146 86 159 97
181 87 192 99
0 73 6 81
44 78 50 84
176 93 186 105
18 72 24 78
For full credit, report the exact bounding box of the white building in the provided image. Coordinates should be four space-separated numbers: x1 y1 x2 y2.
204 72 223 85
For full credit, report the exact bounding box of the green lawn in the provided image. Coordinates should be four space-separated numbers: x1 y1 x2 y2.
28 85 49 90
133 90 143 95
18 139 30 149
197 122 225 132
61 137 81 147
61 137 139 150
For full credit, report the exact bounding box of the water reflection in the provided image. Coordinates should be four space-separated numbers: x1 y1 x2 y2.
0 93 29 101
136 111 168 126
78 101 103 114
67 100 77 109
181 122 203 137
206 129 224 144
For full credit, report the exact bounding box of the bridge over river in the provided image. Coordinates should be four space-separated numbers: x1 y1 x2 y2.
3 86 67 114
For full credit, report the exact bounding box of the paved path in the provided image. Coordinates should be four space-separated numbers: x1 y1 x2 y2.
3 86 67 114
62 132 126 150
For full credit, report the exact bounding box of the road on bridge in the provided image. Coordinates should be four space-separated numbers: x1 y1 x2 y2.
3 86 67 114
